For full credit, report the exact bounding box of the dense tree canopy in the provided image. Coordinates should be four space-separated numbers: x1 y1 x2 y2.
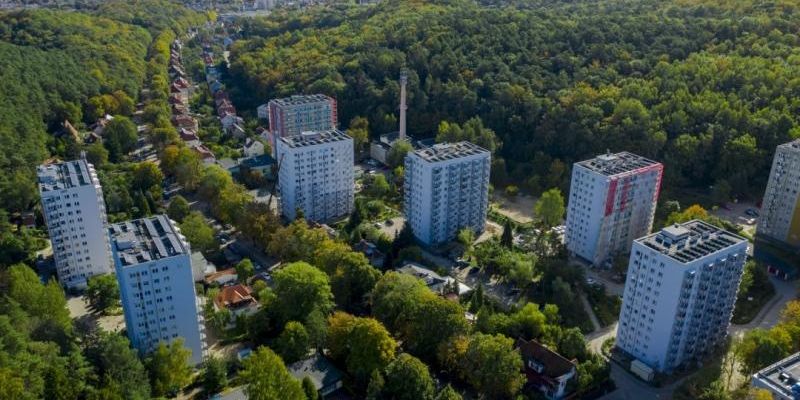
230 0 800 198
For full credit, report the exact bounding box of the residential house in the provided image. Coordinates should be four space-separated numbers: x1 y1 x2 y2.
89 114 114 136
84 131 102 144
179 128 201 147
230 154 275 176
192 144 216 165
173 77 190 89
217 101 236 117
398 262 472 296
287 353 344 398
214 91 230 105
169 64 186 78
204 268 238 287
214 284 259 328
172 115 199 131
257 127 270 142
169 93 186 106
516 338 577 400
227 123 246 139
20 211 36 229
243 137 265 158
354 239 384 268
220 113 244 130
209 80 223 94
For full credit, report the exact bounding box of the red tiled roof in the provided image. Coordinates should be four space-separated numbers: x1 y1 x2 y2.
214 284 256 310
204 267 236 284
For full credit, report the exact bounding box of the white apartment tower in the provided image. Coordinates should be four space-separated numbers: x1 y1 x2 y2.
616 220 748 372
758 139 800 248
404 141 491 246
276 129 354 222
38 159 112 290
565 151 663 266
110 215 206 365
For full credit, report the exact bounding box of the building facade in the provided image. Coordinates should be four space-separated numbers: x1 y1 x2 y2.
758 139 800 248
565 151 663 266
404 142 491 246
276 130 354 222
110 215 206 365
267 94 337 155
38 159 112 290
616 220 748 373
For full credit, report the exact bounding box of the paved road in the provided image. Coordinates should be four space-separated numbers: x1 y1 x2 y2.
599 362 686 400
730 275 797 337
587 322 617 354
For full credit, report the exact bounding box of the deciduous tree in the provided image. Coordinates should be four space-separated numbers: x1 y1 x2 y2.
240 347 305 400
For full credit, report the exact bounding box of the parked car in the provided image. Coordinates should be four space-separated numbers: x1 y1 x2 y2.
745 208 759 217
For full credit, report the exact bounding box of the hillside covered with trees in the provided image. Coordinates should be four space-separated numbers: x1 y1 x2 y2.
228 0 800 198
0 1 208 213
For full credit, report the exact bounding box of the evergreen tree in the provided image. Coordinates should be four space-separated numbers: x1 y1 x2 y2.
500 220 513 248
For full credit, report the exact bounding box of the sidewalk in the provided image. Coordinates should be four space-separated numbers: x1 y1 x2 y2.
581 291 602 332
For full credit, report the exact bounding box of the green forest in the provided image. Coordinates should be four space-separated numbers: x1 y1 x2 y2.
0 1 209 213
228 0 800 198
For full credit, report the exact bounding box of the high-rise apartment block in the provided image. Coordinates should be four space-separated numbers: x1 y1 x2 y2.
616 220 748 372
758 139 800 248
110 215 206 365
276 129 354 222
38 159 112 290
404 142 490 246
267 94 337 154
565 152 663 266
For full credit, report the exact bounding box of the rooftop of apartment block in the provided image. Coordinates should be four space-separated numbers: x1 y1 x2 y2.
279 129 351 149
778 138 800 152
37 158 96 192
577 151 661 176
109 215 188 267
412 141 489 163
753 352 800 398
269 94 333 107
638 220 746 264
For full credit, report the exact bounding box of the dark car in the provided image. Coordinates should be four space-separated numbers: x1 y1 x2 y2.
745 208 759 217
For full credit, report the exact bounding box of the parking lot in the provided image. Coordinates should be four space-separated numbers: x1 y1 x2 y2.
709 200 759 236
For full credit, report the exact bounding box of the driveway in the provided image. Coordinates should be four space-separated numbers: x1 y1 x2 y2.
599 362 684 400
730 276 797 337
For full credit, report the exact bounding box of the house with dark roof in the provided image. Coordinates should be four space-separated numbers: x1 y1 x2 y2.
287 353 344 398
515 338 577 399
